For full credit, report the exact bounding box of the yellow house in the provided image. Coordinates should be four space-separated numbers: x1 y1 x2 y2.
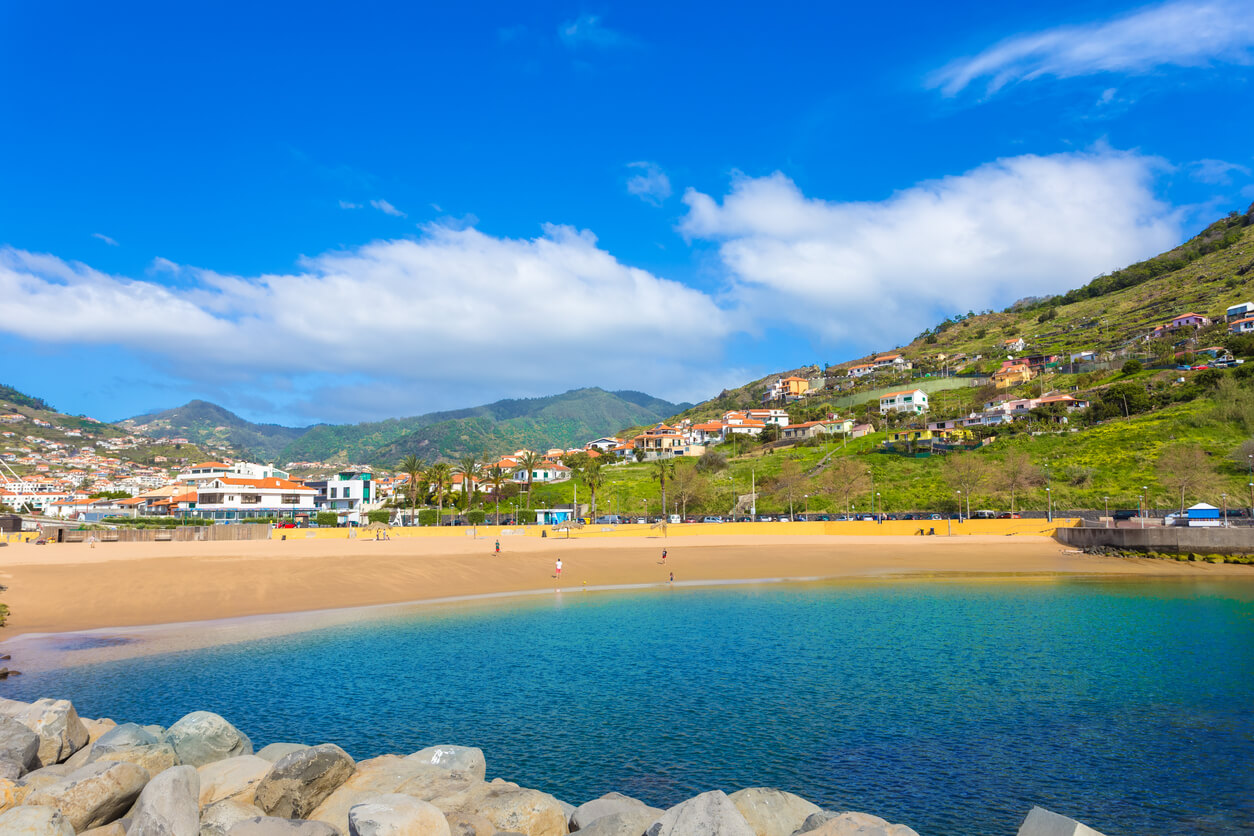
887 427 972 444
780 376 810 396
993 362 1034 389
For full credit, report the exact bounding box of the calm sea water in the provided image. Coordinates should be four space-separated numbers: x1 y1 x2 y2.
7 578 1254 835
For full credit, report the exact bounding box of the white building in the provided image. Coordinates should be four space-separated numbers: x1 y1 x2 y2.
879 389 929 415
178 461 290 487
193 477 315 522
310 472 374 525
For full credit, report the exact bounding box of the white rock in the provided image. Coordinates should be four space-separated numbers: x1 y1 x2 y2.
0 805 76 835
406 747 486 781
1017 806 1107 836
728 788 822 836
199 755 272 807
130 764 201 836
645 790 756 836
348 793 452 836
165 712 252 767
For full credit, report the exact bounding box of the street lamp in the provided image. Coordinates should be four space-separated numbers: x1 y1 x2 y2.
876 492 881 523
1103 495 1109 524
1142 485 1148 520
1222 493 1228 526
1045 487 1051 523
1138 493 1145 529
804 494 810 518
956 490 963 523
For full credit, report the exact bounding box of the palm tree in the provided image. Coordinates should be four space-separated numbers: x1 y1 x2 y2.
399 455 425 526
517 451 542 509
428 462 452 525
651 458 676 521
575 456 606 520
455 454 482 516
484 464 508 524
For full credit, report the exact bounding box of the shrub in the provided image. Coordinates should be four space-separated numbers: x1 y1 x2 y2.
367 509 390 524
417 509 438 526
315 511 339 527
466 509 487 525
1121 360 1143 375
516 509 537 524
1037 308 1058 323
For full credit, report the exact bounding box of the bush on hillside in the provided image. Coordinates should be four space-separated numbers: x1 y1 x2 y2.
695 450 728 473
1121 360 1143 375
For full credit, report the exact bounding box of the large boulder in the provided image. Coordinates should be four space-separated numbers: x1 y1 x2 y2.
82 718 119 744
728 788 822 836
129 764 200 835
578 808 663 836
200 798 268 836
79 823 128 836
310 757 480 834
645 790 756 836
571 792 663 831
455 779 569 836
227 817 342 835
24 759 150 831
444 812 497 836
165 713 252 767
347 793 451 836
199 755 272 807
254 743 357 819
7 699 89 767
799 812 919 836
257 743 310 763
1017 806 1107 836
89 723 180 774
0 715 41 774
407 747 486 781
0 805 76 835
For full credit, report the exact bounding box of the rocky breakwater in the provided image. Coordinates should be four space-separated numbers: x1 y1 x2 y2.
0 696 1108 836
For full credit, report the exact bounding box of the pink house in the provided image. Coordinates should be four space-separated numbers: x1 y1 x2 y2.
1168 313 1212 330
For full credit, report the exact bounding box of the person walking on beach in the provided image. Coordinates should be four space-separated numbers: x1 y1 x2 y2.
555 558 563 580
669 571 674 584
661 548 667 564
495 539 500 555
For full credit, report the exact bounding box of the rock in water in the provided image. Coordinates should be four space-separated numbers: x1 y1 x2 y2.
407 746 487 781
645 791 757 836
164 712 252 767
89 723 179 774
570 792 663 831
257 743 310 763
728 788 822 836
24 759 150 832
347 793 452 836
7 698 90 767
0 805 76 835
129 763 200 835
799 812 919 835
254 743 357 818
227 817 342 835
577 809 664 836
199 754 272 806
200 798 269 836
0 714 41 774
1017 806 1107 836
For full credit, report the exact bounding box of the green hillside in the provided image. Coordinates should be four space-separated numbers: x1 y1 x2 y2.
122 400 309 461
284 388 687 464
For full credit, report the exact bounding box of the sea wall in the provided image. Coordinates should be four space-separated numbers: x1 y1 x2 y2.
1055 525 1254 555
0 695 1101 836
278 518 1074 541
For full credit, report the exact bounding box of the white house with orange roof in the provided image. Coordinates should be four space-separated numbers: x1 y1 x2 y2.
192 476 316 522
879 389 928 415
872 353 911 370
846 363 876 379
510 462 571 484
1230 316 1254 335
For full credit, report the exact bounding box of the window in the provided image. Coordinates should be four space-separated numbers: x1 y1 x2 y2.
240 494 261 505
281 494 301 505
330 488 338 498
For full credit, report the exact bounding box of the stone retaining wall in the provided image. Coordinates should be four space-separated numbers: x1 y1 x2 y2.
1055 525 1254 555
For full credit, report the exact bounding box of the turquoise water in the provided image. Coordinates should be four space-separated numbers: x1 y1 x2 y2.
7 578 1254 834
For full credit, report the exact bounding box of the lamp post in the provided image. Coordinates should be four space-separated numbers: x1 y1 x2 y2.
1138 493 1145 529
1045 487 1051 523
1142 484 1149 521
956 490 963 523
1222 492 1228 526
876 492 881 523
640 498 647 523
1103 495 1109 525
804 494 810 518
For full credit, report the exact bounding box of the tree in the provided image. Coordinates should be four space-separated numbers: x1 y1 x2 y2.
1121 359 1143 375
455 454 482 511
695 450 727 474
1156 444 1216 512
399 454 425 525
759 424 780 444
771 459 807 519
942 454 989 518
669 464 709 518
427 462 452 523
996 451 1043 513
483 464 508 524
651 458 677 519
823 458 870 516
516 451 542 508
569 454 606 520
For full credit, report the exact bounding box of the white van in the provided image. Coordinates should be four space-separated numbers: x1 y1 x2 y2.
668 514 682 524
973 509 997 519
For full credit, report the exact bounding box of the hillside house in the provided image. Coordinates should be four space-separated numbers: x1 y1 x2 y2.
1002 337 1027 352
872 353 911 371
308 471 374 525
511 463 572 484
764 376 811 402
846 363 875 379
879 389 928 415
1226 302 1254 322
1155 313 1213 336
779 419 845 442
993 361 1034 389
1230 316 1254 335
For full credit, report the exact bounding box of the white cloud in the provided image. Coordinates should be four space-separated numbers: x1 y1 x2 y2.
338 200 363 209
626 162 673 206
680 149 1181 347
91 233 119 246
0 224 731 410
1191 158 1252 184
370 199 406 217
930 0 1254 97
559 14 632 49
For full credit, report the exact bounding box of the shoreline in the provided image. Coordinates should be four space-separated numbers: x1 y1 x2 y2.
2 534 1251 672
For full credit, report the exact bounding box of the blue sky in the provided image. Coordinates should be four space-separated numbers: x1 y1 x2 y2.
2 0 1252 425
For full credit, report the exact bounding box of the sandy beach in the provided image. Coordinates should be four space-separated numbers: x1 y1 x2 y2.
2 533 1250 643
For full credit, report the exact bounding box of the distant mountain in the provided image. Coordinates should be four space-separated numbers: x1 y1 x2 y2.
122 400 310 461
126 388 690 466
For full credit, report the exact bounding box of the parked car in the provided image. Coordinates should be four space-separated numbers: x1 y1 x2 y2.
1112 509 1140 521
1191 364 1211 370
595 515 623 524
275 522 296 528
997 512 1021 519
973 509 997 519
702 516 724 523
